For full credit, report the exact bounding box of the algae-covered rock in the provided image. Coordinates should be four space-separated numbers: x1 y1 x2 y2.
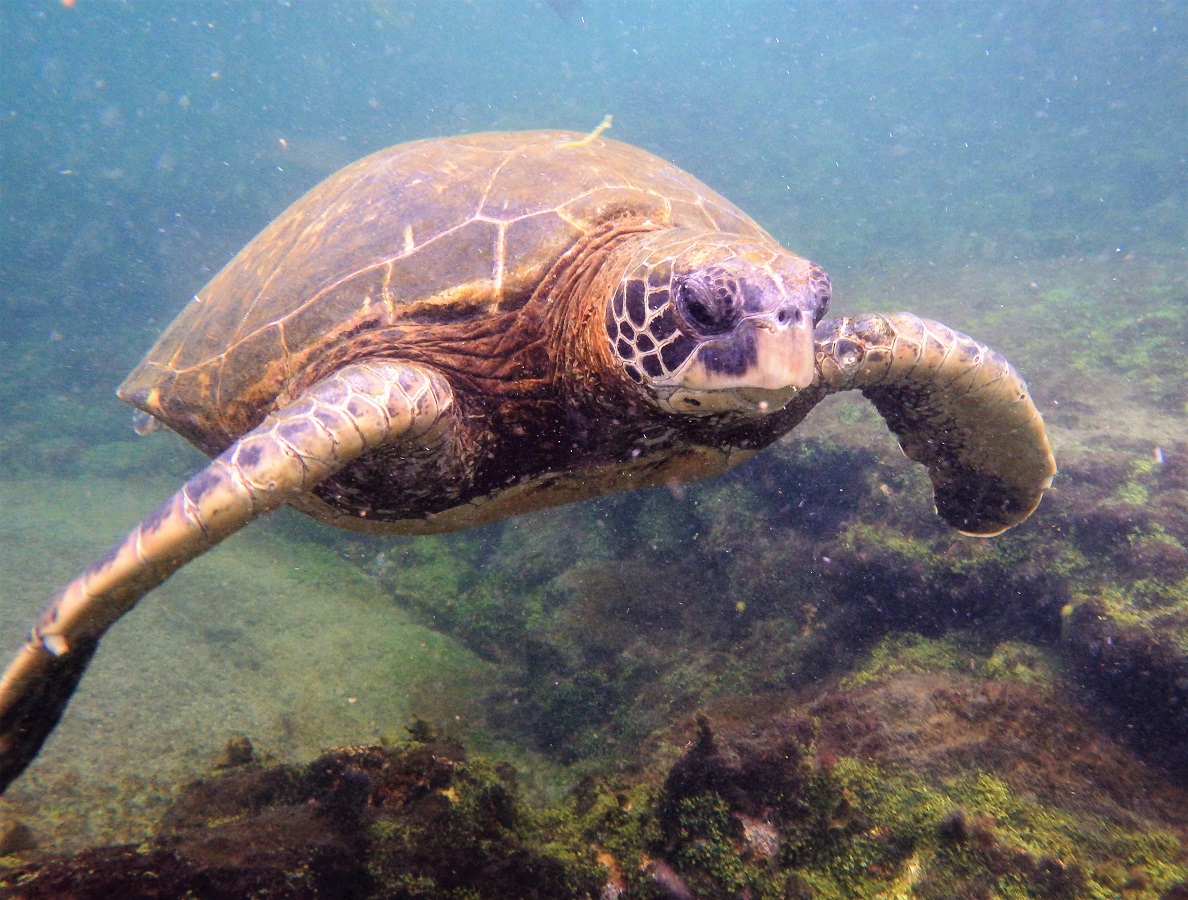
463 431 1188 789
5 703 1186 900
0 739 607 899
625 669 1188 900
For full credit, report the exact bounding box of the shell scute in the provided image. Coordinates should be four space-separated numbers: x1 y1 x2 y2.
383 220 501 317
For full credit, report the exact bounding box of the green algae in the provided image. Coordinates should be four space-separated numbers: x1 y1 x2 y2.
838 522 938 566
1129 522 1187 553
1115 455 1160 506
666 793 757 894
364 746 606 899
1065 573 1188 655
843 632 1063 691
979 641 1062 686
841 632 976 688
652 753 1188 900
928 771 1188 900
377 533 485 610
519 702 1188 900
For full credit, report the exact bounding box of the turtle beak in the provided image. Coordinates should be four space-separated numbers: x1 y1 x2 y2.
745 307 817 392
670 307 817 415
727 311 815 412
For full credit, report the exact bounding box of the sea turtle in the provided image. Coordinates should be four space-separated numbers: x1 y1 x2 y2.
0 129 1055 791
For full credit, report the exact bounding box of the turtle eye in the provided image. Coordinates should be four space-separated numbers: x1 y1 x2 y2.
675 274 741 336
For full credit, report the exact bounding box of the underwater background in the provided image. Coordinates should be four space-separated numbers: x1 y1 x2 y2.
0 1 1186 897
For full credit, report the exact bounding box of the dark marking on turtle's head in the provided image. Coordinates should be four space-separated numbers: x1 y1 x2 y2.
605 234 830 416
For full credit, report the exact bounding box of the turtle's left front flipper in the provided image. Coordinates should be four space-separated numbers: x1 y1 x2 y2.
0 360 456 792
815 313 1055 536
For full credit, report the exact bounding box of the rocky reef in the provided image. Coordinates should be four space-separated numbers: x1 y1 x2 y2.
4 681 1187 899
0 731 605 899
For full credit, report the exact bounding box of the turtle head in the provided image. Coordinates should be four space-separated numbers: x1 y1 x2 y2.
605 237 831 416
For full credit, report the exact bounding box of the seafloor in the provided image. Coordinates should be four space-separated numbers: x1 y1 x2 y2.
1 253 1186 898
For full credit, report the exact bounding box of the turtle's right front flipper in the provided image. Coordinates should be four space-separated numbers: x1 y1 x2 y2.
0 359 456 793
814 313 1055 536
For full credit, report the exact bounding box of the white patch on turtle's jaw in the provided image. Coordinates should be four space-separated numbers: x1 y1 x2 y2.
650 317 816 417
654 384 804 416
